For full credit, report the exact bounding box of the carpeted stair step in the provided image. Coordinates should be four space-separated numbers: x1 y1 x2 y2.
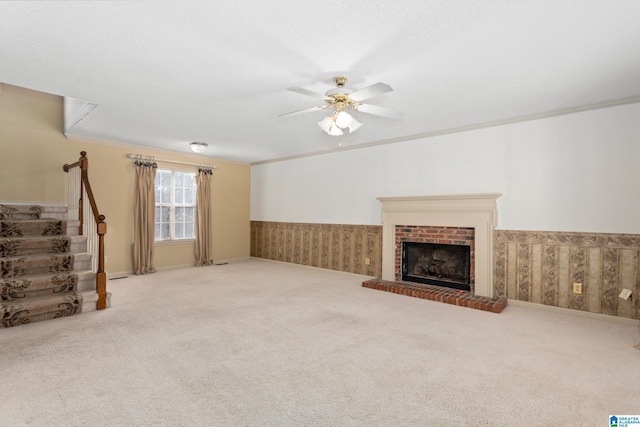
1 252 91 278
0 218 67 238
0 201 105 327
0 235 73 257
1 273 79 301
75 271 97 292
38 205 70 221
66 219 81 237
0 234 86 257
0 204 43 220
1 292 83 327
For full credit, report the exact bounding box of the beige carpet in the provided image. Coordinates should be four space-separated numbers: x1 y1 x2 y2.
1 258 638 426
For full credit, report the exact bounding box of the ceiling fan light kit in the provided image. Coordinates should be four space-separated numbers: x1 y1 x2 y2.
317 110 363 135
190 141 208 153
281 76 402 137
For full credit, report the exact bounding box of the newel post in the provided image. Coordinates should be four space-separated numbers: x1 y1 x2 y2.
96 215 107 310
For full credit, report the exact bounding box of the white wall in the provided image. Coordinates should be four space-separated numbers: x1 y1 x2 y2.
251 102 640 234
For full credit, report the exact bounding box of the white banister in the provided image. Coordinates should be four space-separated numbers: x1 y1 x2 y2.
83 185 99 273
67 165 80 221
67 167 98 273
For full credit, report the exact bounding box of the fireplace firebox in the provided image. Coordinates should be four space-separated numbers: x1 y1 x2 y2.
402 241 471 291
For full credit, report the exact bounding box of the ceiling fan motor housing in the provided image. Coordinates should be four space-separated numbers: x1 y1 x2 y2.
325 76 353 98
330 96 351 112
333 76 347 87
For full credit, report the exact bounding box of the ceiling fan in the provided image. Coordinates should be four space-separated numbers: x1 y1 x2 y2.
280 76 403 136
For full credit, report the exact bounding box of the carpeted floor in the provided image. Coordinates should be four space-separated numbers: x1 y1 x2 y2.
1 258 638 426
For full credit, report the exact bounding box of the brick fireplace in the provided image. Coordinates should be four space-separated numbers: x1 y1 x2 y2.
397 226 474 291
377 194 501 298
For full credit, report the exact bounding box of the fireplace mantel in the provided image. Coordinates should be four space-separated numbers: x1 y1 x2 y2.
378 193 501 297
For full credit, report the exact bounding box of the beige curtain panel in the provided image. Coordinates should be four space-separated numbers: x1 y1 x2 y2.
133 160 157 275
194 167 213 266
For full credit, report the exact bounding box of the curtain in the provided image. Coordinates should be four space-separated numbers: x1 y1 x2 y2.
133 160 157 274
194 167 213 266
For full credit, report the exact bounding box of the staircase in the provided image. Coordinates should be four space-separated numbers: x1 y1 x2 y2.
0 203 108 327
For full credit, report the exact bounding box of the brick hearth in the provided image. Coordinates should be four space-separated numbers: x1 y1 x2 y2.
362 278 507 313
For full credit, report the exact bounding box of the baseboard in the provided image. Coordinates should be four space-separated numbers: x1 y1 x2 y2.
106 257 252 278
106 264 191 278
211 256 251 265
507 299 639 326
107 271 133 279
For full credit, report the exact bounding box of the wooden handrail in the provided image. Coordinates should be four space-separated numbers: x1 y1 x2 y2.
63 151 108 310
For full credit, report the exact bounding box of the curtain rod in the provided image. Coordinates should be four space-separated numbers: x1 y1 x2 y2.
126 154 217 169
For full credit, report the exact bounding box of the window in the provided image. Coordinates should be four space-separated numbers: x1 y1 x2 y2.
155 169 196 241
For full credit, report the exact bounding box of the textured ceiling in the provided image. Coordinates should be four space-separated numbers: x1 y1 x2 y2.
2 1 640 164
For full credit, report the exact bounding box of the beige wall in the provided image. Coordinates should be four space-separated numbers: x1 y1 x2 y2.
0 84 250 274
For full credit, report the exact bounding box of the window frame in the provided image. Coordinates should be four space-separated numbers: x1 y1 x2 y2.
154 169 197 242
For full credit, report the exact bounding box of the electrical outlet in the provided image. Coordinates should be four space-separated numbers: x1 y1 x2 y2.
619 288 632 300
365 257 371 266
572 283 583 294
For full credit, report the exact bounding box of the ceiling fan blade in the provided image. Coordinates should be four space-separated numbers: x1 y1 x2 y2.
354 103 403 119
287 87 329 100
348 82 393 102
279 104 330 117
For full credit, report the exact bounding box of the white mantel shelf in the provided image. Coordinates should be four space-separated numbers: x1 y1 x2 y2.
378 193 502 298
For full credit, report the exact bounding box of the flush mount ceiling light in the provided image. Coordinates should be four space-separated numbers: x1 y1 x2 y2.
190 142 208 153
279 76 403 136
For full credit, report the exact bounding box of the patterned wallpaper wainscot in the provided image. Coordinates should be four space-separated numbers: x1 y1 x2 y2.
250 221 382 277
495 230 640 319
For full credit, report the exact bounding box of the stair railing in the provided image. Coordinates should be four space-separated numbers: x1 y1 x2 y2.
63 151 107 310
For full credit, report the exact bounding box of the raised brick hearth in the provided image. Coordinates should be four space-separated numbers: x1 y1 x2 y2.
363 278 507 313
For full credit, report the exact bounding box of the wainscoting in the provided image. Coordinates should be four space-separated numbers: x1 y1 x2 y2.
250 221 382 276
495 230 640 319
250 222 639 320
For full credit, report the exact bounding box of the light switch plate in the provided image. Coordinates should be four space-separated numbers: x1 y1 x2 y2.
619 288 632 300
